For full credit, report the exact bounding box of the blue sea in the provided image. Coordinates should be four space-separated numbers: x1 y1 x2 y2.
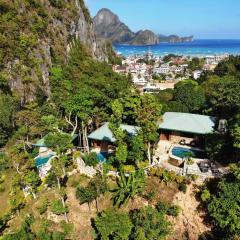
114 39 240 57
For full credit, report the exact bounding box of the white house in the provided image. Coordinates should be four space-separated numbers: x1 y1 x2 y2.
193 70 202 80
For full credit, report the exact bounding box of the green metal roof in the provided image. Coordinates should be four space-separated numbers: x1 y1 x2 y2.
159 112 216 135
88 122 140 143
33 136 48 147
33 134 78 147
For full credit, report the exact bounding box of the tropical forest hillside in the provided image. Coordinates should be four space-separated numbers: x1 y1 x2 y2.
0 0 240 240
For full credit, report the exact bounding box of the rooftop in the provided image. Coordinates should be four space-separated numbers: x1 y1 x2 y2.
159 112 216 135
88 122 140 143
33 133 78 147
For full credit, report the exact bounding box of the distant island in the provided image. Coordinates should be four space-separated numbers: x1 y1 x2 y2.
93 8 194 46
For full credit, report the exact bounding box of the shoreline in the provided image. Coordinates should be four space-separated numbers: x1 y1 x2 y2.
114 39 240 57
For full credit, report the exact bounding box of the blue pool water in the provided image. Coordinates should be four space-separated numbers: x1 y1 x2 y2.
172 147 206 159
35 153 55 167
114 39 240 57
97 152 109 162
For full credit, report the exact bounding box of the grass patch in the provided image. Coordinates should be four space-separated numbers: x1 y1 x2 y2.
143 176 179 204
67 173 90 188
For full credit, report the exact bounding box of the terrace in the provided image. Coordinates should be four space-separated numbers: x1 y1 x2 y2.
153 112 225 181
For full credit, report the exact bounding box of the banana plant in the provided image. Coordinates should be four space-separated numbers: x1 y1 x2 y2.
113 169 145 207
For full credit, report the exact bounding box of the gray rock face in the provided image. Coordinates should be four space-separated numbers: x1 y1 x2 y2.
93 8 135 44
71 4 108 62
93 8 193 45
4 0 108 104
160 35 194 43
130 30 160 45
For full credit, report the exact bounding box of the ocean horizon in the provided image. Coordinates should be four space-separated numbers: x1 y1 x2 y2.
114 39 240 57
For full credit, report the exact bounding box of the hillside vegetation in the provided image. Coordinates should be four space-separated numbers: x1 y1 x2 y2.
0 1 240 240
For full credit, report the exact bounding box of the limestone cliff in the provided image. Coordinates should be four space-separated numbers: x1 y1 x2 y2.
93 8 193 45
130 30 160 45
93 8 135 44
0 0 109 103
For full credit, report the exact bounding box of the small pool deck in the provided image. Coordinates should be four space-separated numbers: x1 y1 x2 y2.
153 140 226 182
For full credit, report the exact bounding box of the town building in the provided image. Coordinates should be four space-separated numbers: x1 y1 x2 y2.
193 70 202 79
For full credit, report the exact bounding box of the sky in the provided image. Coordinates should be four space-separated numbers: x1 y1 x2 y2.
86 0 240 39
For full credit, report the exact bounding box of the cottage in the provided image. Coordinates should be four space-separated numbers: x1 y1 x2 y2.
159 112 216 145
88 122 140 153
33 134 78 178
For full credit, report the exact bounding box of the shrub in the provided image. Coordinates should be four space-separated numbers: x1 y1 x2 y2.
149 167 157 176
189 174 199 181
94 209 132 240
175 175 185 184
45 171 58 187
179 183 187 193
0 154 9 172
76 185 96 206
83 152 98 167
50 200 68 215
130 206 172 240
161 170 173 183
137 161 149 169
167 205 181 217
73 151 81 159
60 221 74 236
156 201 181 217
169 171 177 181
122 164 135 173
38 199 48 215
155 168 164 177
201 189 211 202
156 201 169 213
143 190 156 202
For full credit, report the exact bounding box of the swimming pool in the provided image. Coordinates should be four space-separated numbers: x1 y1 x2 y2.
35 153 55 167
97 152 109 162
171 147 206 159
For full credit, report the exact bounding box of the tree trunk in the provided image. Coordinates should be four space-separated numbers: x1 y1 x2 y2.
61 196 68 223
85 126 89 153
65 113 78 136
62 166 66 178
57 177 61 190
82 121 86 152
88 202 91 212
30 187 36 199
100 163 104 176
148 141 151 166
79 129 82 148
95 198 99 213
71 115 78 136
13 160 23 174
